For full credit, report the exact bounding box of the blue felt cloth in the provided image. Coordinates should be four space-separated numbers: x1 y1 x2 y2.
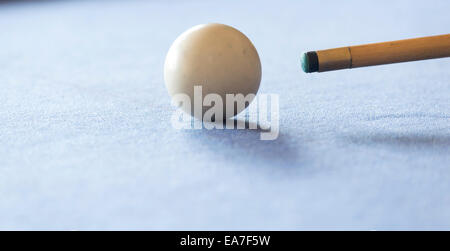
0 0 449 230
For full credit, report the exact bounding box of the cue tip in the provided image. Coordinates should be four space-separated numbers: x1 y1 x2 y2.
301 51 319 73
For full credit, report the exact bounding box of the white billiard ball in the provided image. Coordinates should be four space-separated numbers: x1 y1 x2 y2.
164 23 261 121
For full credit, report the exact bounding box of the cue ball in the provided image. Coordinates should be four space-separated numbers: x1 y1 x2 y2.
164 23 262 120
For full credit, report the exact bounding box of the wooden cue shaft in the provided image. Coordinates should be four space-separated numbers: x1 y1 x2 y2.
303 34 450 73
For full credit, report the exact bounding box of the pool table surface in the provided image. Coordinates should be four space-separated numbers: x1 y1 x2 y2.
1 0 449 230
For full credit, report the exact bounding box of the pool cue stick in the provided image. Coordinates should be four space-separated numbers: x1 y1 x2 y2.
301 34 450 73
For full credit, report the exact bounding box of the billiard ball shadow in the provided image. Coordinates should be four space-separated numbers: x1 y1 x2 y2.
184 118 300 167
